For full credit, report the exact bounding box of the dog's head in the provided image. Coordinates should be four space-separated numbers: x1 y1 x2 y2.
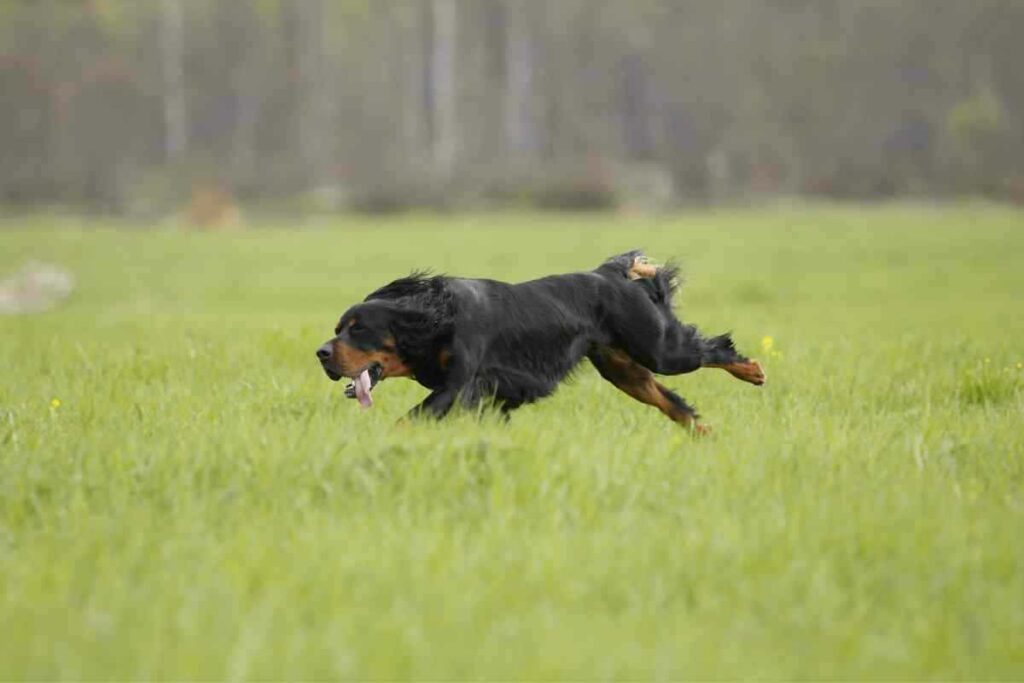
316 300 416 380
316 300 433 406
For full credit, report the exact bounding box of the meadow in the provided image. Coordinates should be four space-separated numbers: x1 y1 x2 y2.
1 205 1022 679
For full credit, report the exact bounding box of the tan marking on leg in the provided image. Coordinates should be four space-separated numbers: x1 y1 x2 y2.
593 348 707 433
707 359 766 386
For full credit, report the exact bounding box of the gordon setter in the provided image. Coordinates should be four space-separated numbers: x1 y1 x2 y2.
316 251 764 432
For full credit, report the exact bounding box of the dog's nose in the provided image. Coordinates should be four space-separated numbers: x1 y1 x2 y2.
316 344 332 361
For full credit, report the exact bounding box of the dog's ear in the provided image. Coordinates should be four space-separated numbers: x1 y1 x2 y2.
384 304 451 361
386 305 432 340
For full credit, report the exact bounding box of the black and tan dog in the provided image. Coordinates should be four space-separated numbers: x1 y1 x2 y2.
316 251 764 432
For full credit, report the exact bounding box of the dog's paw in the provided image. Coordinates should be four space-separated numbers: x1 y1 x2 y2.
628 254 659 280
729 360 766 386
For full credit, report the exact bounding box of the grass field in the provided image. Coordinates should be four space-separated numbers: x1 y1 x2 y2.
1 205 1023 679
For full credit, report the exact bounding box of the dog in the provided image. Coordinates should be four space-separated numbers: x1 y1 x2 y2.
316 251 764 432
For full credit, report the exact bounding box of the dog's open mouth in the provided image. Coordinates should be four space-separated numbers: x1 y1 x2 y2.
343 363 383 408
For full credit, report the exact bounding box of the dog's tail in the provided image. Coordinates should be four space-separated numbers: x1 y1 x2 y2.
599 250 682 308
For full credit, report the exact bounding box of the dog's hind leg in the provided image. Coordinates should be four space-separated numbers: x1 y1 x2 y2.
607 299 704 376
699 334 766 385
589 346 709 434
607 285 765 386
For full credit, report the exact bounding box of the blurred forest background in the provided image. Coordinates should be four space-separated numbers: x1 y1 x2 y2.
1 0 1023 217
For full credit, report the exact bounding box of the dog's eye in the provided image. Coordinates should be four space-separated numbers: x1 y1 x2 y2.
349 321 366 333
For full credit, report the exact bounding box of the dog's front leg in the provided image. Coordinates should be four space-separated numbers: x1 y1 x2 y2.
406 386 461 420
405 343 486 420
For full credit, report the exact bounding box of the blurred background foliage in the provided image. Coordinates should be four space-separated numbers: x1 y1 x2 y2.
1 0 1023 216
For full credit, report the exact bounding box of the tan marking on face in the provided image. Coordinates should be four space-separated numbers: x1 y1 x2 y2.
334 316 357 335
331 336 412 379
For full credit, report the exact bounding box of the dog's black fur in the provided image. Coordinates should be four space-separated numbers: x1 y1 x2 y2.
316 250 764 430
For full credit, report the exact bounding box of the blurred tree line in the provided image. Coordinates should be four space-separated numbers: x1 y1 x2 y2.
1 0 1022 214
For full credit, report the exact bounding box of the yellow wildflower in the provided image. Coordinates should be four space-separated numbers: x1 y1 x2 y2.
761 336 774 353
50 398 61 409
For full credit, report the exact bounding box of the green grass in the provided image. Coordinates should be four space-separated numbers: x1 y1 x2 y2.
1 205 1023 679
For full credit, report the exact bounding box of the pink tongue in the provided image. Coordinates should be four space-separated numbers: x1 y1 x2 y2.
354 369 373 408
